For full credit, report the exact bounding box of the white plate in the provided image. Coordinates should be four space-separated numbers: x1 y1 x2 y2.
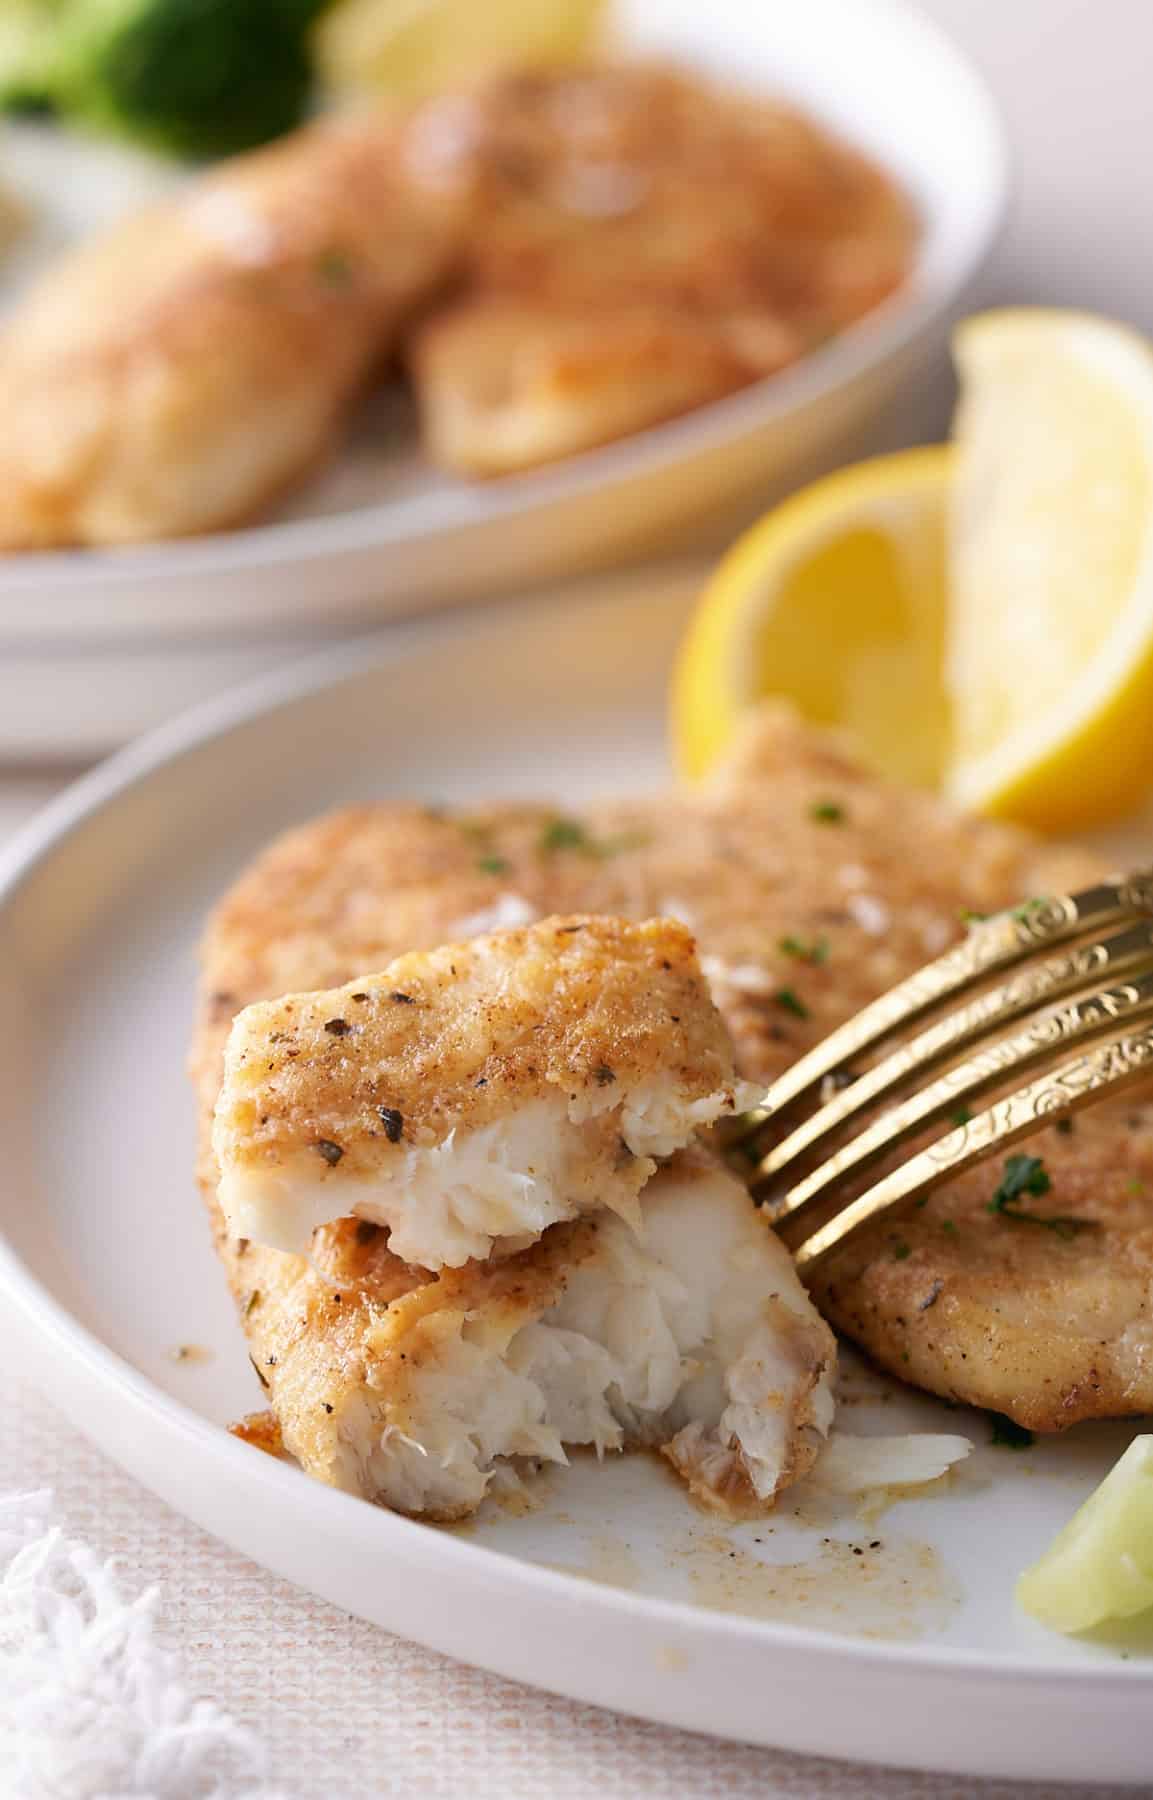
0 0 1006 636
2 584 1150 1786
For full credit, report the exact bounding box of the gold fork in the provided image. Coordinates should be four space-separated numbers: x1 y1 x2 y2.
720 871 1153 1272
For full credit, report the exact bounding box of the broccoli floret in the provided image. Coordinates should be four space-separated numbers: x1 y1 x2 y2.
0 1 66 114
49 0 330 158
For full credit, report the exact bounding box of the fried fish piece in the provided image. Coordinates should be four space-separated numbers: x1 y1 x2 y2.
232 1147 834 1520
406 64 916 473
411 298 792 476
0 63 914 545
214 914 752 1268
0 116 460 549
196 706 1143 1434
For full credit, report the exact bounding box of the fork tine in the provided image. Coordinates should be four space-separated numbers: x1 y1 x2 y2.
758 968 1153 1222
751 872 1153 1124
788 1018 1153 1271
760 921 1153 1185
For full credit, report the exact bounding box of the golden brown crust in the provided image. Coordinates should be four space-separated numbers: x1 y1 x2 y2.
216 913 736 1177
407 63 916 473
194 705 1138 1435
0 117 460 549
1 64 916 544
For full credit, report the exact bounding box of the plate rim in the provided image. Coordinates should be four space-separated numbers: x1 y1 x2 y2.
0 590 1148 1694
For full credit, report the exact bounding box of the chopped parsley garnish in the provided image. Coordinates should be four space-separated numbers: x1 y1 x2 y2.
537 818 649 859
1129 1177 1145 1196
951 1106 973 1127
317 248 354 285
1011 897 1048 924
477 853 510 875
958 907 988 927
892 1241 912 1261
540 816 589 853
779 933 830 966
940 1219 959 1237
991 1153 1051 1207
773 988 809 1020
987 1153 1089 1238
810 800 845 825
989 1412 1035 1450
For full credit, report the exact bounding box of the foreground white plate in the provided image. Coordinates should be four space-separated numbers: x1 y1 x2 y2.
0 0 1005 637
1 585 1150 1784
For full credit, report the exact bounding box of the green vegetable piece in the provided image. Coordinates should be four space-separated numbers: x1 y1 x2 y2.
49 0 326 159
0 1 64 113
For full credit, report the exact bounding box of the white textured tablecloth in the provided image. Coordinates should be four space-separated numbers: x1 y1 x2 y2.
0 1377 1137 1800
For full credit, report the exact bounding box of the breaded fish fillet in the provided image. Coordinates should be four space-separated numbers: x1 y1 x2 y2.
411 298 791 477
0 116 460 549
0 65 915 545
195 706 1147 1434
214 914 752 1267
406 65 916 473
230 1148 835 1520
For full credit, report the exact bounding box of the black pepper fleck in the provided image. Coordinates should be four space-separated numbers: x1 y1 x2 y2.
324 1017 351 1036
315 1138 344 1166
391 991 415 1005
378 1106 404 1143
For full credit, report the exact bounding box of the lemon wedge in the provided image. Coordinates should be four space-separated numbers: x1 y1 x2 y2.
1017 1435 1153 1634
671 447 951 789
947 309 1153 832
315 0 605 98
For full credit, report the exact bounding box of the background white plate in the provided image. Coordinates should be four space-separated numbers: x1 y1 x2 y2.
1 584 1151 1785
0 0 1004 636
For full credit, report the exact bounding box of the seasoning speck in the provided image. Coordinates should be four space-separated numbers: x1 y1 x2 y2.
378 1106 404 1144
391 991 415 1005
774 988 809 1020
477 854 511 875
315 1138 344 1166
539 817 588 853
594 1065 616 1087
779 933 829 965
324 1017 351 1037
317 247 354 285
811 801 845 825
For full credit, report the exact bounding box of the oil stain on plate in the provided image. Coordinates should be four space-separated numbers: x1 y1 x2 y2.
674 1525 959 1641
